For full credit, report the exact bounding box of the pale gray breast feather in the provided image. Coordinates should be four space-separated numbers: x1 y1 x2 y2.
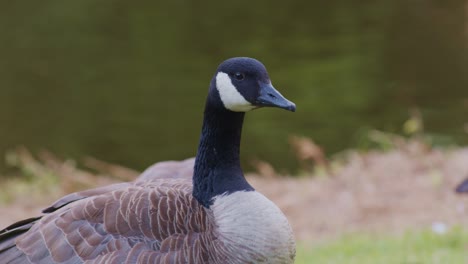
210 191 296 264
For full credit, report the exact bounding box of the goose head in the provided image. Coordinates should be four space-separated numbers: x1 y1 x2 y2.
209 57 296 112
194 57 296 208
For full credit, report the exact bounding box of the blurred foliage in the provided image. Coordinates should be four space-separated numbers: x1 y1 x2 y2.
354 113 459 153
0 1 466 173
0 147 137 204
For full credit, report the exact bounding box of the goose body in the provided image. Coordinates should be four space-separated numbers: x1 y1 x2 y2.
0 57 296 264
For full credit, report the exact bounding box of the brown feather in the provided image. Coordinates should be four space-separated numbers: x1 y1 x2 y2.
3 168 218 264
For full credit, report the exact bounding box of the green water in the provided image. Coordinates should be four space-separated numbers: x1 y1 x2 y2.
0 1 467 172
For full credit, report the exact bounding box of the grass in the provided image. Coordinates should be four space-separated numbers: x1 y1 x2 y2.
296 228 468 264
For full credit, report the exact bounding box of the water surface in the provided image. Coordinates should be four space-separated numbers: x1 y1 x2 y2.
0 1 466 172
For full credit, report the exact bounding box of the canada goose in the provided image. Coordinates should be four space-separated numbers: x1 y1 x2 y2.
0 57 296 264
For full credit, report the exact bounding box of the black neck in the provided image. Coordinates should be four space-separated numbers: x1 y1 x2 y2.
192 93 254 208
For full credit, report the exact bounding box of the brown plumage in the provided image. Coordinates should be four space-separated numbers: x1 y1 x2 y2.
0 160 213 263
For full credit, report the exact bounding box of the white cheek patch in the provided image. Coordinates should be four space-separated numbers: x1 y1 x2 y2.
215 72 256 112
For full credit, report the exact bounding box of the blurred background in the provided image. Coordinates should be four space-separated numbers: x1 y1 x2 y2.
0 1 466 172
1 1 468 262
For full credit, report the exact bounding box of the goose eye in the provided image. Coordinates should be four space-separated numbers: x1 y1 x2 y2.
233 72 245 81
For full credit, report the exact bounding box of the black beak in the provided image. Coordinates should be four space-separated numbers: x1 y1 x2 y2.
255 83 296 112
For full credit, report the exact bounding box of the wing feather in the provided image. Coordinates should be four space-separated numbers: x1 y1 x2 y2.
3 178 212 263
0 158 215 264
